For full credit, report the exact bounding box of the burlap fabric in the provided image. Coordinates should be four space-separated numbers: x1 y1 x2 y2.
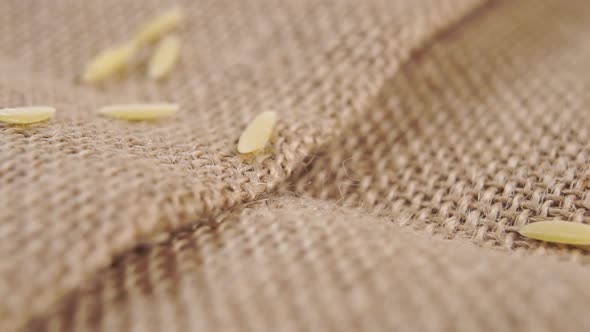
2 0 590 330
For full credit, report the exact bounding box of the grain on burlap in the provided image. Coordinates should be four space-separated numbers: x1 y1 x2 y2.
2 0 590 331
288 0 590 261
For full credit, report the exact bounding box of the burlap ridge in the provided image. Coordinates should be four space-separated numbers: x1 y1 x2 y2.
4 0 590 331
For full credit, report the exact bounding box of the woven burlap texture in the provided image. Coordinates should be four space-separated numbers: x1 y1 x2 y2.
2 0 590 330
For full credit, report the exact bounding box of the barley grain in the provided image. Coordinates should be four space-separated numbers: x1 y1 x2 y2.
98 104 178 120
238 111 277 154
518 220 590 245
134 7 184 46
82 43 136 84
148 35 181 80
0 106 56 124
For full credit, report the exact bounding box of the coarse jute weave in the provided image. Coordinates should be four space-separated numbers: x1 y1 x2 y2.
2 0 590 331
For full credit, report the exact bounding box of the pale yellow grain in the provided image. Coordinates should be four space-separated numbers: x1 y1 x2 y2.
98 103 178 121
0 106 56 124
148 35 181 80
82 43 136 84
238 111 277 154
518 220 590 245
134 7 184 46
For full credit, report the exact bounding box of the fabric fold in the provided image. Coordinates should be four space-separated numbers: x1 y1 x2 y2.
27 196 590 331
287 0 590 263
0 0 486 329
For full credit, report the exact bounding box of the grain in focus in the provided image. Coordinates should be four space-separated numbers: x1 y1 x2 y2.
518 220 590 245
238 111 277 154
0 106 56 124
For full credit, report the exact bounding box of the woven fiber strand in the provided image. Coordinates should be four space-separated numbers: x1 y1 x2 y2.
0 0 485 330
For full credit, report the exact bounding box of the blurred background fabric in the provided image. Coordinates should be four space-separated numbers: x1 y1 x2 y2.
2 0 590 330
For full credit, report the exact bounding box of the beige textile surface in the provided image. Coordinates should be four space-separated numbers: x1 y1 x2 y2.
2 0 590 330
